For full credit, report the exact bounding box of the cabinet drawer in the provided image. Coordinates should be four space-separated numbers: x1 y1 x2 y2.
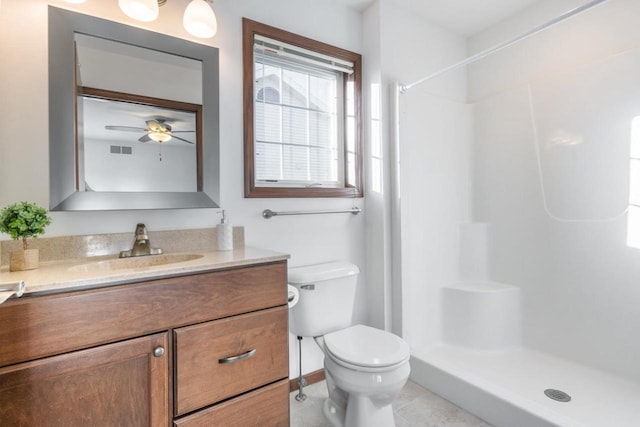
173 379 289 427
174 306 288 415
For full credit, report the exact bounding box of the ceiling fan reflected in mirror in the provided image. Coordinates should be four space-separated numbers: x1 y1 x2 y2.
105 118 195 144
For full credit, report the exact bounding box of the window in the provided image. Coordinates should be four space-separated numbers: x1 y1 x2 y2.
627 116 640 248
243 18 363 198
370 83 383 194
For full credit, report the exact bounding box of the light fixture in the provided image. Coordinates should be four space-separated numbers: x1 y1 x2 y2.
183 0 217 39
62 0 87 3
118 0 159 22
118 0 218 39
148 131 172 143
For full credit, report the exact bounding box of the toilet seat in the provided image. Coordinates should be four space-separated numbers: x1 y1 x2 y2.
324 324 410 371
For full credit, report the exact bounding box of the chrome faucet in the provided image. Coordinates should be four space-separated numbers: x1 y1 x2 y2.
119 223 163 258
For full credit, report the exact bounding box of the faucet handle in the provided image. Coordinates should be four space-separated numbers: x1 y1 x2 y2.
135 223 149 239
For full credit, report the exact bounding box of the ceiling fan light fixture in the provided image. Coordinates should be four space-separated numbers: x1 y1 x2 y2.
148 131 172 143
183 0 218 39
118 0 159 22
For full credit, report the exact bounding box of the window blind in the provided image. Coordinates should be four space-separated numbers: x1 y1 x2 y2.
254 34 354 74
253 35 347 188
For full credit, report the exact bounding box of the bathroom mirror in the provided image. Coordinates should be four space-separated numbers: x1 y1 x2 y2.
48 6 219 210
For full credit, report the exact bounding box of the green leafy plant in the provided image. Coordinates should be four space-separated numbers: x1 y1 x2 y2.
0 201 52 250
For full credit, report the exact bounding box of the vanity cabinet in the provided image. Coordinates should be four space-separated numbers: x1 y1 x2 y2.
0 260 289 427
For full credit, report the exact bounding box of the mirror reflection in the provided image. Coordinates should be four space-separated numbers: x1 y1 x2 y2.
79 95 198 192
74 33 202 103
75 33 203 194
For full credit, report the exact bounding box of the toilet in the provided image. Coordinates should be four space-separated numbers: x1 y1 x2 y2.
288 261 410 427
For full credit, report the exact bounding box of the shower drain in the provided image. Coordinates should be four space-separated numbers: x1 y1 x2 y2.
544 389 572 402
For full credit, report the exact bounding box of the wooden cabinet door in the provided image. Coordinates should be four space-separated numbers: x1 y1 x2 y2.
0 332 169 427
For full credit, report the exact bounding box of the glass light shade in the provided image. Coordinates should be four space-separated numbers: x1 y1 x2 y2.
148 132 172 143
183 0 217 38
118 0 159 22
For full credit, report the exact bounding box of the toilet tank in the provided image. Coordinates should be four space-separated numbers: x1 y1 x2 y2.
288 261 359 337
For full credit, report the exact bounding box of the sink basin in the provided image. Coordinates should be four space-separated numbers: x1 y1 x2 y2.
69 253 204 273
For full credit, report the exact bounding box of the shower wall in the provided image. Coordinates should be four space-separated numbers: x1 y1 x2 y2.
388 0 640 384
399 90 473 348
467 0 640 381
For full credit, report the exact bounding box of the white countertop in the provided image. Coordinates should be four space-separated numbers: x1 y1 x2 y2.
0 246 289 297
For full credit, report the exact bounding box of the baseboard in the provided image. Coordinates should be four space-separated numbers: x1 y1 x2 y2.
289 369 326 392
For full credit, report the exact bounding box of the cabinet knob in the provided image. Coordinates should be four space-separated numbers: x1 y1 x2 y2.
153 346 165 357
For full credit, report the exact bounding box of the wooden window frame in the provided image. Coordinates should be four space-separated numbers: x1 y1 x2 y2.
242 18 363 198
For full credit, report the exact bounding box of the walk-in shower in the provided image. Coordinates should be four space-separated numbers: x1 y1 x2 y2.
390 0 640 425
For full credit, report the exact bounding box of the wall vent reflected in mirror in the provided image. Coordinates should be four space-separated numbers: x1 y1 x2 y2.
109 145 133 155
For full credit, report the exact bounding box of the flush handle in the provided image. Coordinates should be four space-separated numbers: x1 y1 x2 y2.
300 284 315 291
219 348 257 364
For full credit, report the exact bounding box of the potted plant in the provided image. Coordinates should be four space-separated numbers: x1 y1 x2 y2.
0 201 52 271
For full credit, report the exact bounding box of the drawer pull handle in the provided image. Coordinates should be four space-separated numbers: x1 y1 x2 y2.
153 346 165 358
218 348 257 364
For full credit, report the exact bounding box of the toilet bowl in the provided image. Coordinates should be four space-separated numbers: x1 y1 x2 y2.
289 262 411 427
320 325 411 427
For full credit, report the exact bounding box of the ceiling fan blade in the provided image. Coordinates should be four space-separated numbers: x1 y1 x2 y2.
152 116 175 124
138 134 152 142
172 135 195 144
105 125 145 132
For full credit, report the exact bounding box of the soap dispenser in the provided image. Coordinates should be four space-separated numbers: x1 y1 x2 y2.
216 210 233 251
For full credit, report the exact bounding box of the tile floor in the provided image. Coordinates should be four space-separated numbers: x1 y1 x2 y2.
290 380 493 426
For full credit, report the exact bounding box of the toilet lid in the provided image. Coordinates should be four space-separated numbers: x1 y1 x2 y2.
324 324 410 368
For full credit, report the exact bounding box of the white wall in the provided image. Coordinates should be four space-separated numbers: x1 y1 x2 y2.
361 2 391 331
469 0 640 381
84 138 196 192
377 0 471 348
0 0 368 378
76 35 202 104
